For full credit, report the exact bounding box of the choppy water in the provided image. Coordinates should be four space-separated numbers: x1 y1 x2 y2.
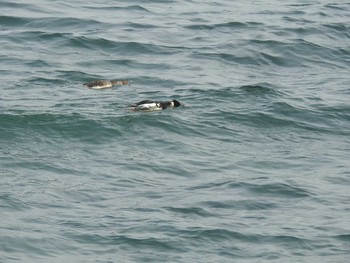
1 0 350 262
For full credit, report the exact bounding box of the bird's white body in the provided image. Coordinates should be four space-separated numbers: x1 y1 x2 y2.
130 100 181 112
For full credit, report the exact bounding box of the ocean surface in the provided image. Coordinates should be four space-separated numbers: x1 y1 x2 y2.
1 0 350 262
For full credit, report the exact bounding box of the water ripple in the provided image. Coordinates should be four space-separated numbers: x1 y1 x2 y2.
1 1 350 262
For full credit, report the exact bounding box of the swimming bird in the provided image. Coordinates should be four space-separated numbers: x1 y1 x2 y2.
83 80 130 89
130 99 182 112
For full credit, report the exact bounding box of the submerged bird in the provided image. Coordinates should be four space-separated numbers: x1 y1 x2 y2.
130 99 182 112
83 79 131 89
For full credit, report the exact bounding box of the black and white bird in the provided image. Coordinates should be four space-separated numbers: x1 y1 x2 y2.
130 99 182 112
83 80 130 89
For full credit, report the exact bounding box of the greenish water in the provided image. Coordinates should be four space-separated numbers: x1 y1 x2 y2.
1 0 350 262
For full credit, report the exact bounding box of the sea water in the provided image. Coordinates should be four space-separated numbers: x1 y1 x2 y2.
1 0 349 262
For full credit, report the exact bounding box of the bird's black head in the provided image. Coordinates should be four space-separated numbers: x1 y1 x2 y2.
172 100 181 107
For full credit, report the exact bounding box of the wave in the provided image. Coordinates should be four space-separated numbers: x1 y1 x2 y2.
184 21 262 30
173 83 350 138
1 2 349 262
0 112 124 144
0 15 107 32
82 4 152 13
0 15 31 27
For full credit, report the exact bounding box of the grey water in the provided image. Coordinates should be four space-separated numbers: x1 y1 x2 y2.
1 0 350 262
